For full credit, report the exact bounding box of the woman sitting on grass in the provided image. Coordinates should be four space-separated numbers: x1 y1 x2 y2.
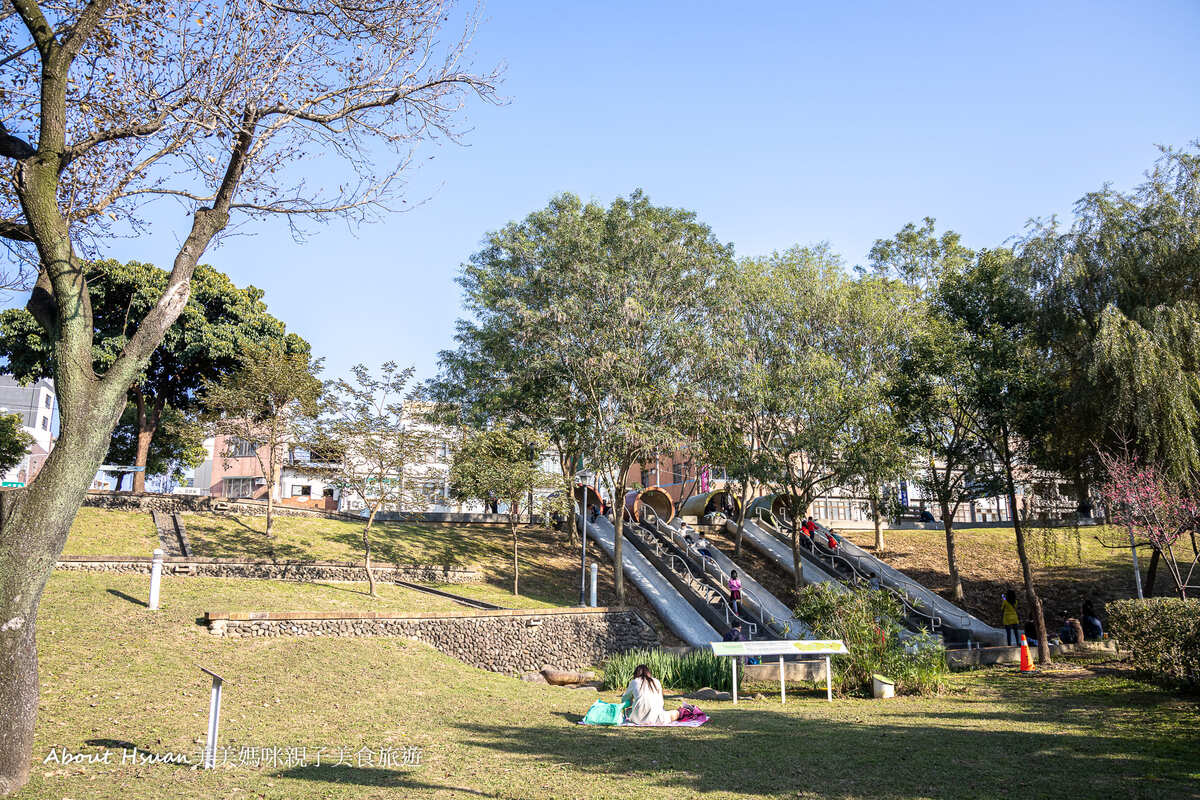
622 664 679 725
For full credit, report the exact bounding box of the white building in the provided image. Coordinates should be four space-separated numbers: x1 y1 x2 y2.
0 374 57 487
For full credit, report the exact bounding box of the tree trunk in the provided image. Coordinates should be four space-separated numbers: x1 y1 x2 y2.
511 515 520 596
362 507 378 597
870 491 883 551
940 502 964 602
1000 428 1049 663
789 497 805 591
734 478 752 558
130 391 162 494
1 395 126 796
264 454 276 539
1144 548 1160 598
612 482 625 605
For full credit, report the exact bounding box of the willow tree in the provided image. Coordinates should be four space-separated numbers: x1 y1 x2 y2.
0 2 497 792
1017 146 1200 496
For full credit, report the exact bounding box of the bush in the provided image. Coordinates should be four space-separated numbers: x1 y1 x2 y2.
793 583 948 696
1107 598 1200 689
602 648 733 693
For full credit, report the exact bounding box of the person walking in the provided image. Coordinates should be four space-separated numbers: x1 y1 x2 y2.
1001 589 1020 646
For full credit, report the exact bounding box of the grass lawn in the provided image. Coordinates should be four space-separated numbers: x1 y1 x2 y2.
64 510 634 612
62 509 159 556
14 570 1200 799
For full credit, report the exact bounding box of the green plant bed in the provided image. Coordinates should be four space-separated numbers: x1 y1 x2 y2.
602 648 734 693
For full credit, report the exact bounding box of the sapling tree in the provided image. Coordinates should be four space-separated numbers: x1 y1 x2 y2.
200 340 323 539
0 2 497 789
449 426 558 595
305 363 436 597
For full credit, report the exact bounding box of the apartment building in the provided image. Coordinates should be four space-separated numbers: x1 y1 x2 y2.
0 374 57 487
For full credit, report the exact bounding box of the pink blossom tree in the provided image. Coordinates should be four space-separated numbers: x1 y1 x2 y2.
1097 451 1199 599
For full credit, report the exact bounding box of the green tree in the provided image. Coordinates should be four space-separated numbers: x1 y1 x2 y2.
1017 146 1200 493
729 246 893 589
449 426 558 595
305 363 436 598
0 3 494 788
839 275 919 552
870 218 999 597
201 342 323 540
439 191 729 603
939 248 1052 662
0 260 301 493
0 416 32 476
103 403 206 490
891 316 1003 601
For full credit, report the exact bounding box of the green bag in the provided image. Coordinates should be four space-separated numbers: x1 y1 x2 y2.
581 699 627 726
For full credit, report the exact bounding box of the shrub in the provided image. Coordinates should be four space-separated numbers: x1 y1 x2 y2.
602 648 733 693
793 583 948 696
1107 598 1200 689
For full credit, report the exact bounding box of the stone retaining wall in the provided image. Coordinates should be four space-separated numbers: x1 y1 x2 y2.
204 607 660 673
55 555 480 585
83 492 525 526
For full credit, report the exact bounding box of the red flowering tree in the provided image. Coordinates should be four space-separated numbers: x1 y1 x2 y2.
1097 451 1199 599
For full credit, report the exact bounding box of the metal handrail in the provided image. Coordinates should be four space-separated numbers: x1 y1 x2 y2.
647 513 783 635
809 520 973 629
755 511 946 630
626 519 759 638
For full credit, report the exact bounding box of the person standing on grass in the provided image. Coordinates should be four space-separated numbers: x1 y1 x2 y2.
728 569 743 614
1001 588 1020 646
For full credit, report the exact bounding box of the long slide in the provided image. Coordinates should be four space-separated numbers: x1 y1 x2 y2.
811 520 1006 645
579 513 719 647
653 517 812 639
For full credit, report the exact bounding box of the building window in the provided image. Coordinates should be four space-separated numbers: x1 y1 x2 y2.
40 416 48 430
227 437 257 458
44 395 51 409
323 487 335 498
291 484 312 497
223 477 256 498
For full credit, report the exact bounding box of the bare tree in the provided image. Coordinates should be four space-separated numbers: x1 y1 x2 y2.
0 2 498 792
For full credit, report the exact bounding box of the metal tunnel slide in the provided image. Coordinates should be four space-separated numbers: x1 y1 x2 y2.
579 513 719 647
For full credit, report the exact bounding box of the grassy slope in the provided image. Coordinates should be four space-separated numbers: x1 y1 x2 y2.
62 508 159 556
840 526 1184 630
16 570 1200 800
59 512 681 631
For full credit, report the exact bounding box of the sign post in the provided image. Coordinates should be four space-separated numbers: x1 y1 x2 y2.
148 548 163 610
199 667 227 769
711 639 848 703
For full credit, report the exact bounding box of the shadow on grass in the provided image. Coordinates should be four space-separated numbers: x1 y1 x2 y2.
274 766 496 796
106 589 148 608
448 705 1200 800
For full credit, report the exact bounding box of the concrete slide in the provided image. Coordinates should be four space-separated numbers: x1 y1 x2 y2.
814 521 1006 645
580 514 719 647
654 518 812 639
733 518 850 594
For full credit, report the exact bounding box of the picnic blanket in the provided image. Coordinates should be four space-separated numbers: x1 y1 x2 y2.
577 714 709 727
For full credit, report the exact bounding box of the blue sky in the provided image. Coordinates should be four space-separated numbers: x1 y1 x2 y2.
23 1 1200 383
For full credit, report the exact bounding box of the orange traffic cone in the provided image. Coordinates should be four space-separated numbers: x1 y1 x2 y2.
1018 634 1036 673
